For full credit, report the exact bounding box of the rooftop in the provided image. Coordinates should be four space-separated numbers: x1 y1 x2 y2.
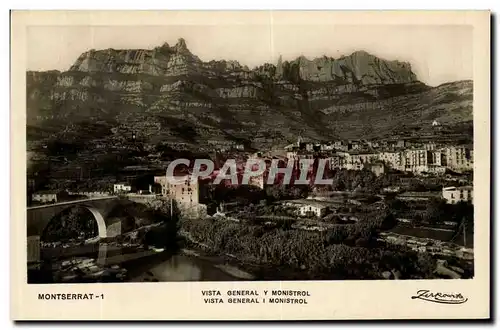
298 203 328 209
443 186 473 191
397 191 441 198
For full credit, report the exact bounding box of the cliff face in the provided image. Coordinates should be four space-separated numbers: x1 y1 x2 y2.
69 38 204 77
26 38 472 149
280 51 418 84
67 40 418 84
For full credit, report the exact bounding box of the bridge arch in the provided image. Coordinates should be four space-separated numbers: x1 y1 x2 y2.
40 205 109 243
26 196 121 263
75 206 108 238
76 205 108 238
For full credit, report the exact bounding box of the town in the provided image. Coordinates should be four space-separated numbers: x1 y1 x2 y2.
28 135 474 282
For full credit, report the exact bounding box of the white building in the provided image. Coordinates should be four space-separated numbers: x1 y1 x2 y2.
113 183 132 194
442 186 473 204
346 153 379 170
286 151 314 161
443 146 473 171
403 149 429 173
299 203 328 217
32 191 59 203
329 152 350 169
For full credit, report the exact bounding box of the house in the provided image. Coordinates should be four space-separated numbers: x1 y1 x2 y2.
383 186 401 193
367 162 385 177
74 191 111 198
248 173 266 189
286 150 314 161
333 140 348 151
299 203 328 217
329 152 349 169
396 140 406 148
113 183 132 194
32 190 60 203
347 140 361 151
426 165 446 175
442 186 473 204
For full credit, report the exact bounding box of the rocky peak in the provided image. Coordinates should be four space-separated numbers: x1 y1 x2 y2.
173 38 189 53
276 50 417 84
350 50 371 57
64 38 417 85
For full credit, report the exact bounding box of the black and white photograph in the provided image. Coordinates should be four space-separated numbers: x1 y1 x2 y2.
25 21 477 285
10 10 491 321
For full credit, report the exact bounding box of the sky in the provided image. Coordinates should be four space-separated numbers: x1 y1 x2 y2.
27 24 473 87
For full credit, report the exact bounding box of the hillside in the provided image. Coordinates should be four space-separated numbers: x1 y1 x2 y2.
27 38 473 153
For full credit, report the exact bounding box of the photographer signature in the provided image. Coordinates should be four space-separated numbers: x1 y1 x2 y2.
411 290 468 304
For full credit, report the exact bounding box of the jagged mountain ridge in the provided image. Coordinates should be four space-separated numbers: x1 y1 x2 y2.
27 38 472 150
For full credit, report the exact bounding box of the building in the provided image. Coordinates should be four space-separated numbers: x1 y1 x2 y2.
299 203 328 217
424 142 437 151
346 152 379 170
442 186 473 204
320 142 335 151
347 140 361 151
426 165 447 175
72 191 111 198
286 150 314 161
113 183 132 194
329 153 349 170
379 151 403 170
164 175 200 206
366 140 380 149
156 173 208 217
429 150 443 166
382 186 401 193
333 140 348 151
32 191 59 203
154 176 168 194
443 146 473 171
402 149 429 173
248 173 266 189
368 162 385 177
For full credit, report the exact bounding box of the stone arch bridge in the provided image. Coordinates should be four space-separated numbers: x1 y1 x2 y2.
27 196 124 263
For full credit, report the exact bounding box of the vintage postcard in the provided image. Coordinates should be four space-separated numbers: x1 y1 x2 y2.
11 10 490 320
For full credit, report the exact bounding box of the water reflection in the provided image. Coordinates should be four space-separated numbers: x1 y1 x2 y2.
133 255 203 281
38 242 248 282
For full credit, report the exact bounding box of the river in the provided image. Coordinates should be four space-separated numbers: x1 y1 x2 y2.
31 243 255 283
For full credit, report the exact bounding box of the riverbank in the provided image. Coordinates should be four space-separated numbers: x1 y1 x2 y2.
178 217 440 280
178 231 327 281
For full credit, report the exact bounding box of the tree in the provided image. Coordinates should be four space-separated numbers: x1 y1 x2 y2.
423 198 449 224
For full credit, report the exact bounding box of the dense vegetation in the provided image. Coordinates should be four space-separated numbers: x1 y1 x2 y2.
180 210 436 280
388 198 473 225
